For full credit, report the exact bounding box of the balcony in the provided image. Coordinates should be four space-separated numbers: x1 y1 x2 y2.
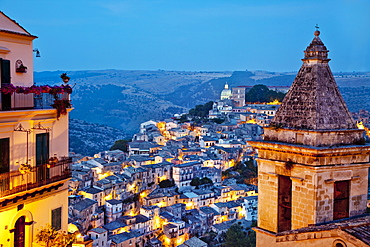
0 92 71 111
0 157 72 198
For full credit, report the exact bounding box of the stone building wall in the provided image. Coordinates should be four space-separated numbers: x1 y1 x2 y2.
255 227 366 247
264 127 364 147
255 147 370 231
250 140 370 167
257 164 279 233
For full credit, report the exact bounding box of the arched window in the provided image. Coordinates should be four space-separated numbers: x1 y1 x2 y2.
333 239 347 247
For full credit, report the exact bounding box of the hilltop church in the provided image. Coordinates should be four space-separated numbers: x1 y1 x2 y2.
250 30 370 246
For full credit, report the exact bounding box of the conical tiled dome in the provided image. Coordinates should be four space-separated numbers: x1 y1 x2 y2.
270 31 356 130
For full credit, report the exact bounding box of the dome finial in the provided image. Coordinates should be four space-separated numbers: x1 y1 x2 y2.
314 24 320 36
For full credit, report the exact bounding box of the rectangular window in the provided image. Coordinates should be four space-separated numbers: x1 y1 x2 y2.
36 133 49 166
36 133 49 181
0 138 10 174
278 175 292 232
333 180 349 220
1 59 11 110
52 207 62 230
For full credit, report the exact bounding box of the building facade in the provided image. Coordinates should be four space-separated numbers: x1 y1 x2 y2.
250 30 370 246
0 12 72 246
232 86 246 107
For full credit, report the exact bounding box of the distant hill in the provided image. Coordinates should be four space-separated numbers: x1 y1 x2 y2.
69 118 126 156
34 69 370 155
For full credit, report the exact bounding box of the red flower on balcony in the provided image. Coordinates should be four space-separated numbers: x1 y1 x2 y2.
51 99 72 119
0 84 73 96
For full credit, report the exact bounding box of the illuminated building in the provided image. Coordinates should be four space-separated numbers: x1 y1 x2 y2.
0 12 72 246
177 237 208 247
232 86 246 107
105 199 123 223
240 195 258 221
172 162 201 189
220 82 232 100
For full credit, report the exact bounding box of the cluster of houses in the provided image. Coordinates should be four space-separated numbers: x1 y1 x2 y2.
68 85 282 247
209 83 284 126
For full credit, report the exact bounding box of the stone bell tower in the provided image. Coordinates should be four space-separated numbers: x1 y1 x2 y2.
250 30 370 246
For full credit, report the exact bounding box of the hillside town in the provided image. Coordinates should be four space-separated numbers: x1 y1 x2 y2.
67 83 281 246
2 7 370 247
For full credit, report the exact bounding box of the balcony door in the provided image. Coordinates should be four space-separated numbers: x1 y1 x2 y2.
0 58 11 110
36 133 49 181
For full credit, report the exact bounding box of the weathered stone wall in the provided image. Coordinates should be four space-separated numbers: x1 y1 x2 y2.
256 225 370 247
256 228 365 247
264 127 364 147
255 148 369 229
290 165 316 229
250 140 370 167
257 159 279 233
313 166 369 222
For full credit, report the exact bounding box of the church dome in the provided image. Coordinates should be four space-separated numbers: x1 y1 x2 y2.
220 82 232 100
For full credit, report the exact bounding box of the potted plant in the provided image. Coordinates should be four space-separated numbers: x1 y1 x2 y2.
16 64 28 73
60 73 70 83
51 99 71 119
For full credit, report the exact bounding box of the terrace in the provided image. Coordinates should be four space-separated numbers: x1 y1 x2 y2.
0 84 72 112
0 156 72 199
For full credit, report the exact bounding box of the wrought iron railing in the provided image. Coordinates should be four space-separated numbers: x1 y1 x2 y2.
0 157 72 198
0 92 70 111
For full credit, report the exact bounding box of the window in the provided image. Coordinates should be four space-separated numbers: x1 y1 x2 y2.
278 175 292 232
0 138 10 174
36 133 49 166
333 180 349 220
52 207 62 230
1 58 11 110
36 133 49 181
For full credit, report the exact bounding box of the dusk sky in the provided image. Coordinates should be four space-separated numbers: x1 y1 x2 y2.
2 0 370 72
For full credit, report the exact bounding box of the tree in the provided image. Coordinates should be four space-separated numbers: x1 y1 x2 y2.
190 177 201 186
110 139 131 152
246 84 285 103
224 224 249 247
188 101 214 118
246 230 256 247
159 179 174 188
191 177 213 187
200 177 213 185
211 118 225 124
36 224 76 247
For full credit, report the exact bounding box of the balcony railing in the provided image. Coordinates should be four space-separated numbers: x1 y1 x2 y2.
0 157 72 198
0 92 70 111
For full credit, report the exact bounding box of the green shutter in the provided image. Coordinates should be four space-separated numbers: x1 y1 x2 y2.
0 59 11 84
51 207 62 230
36 133 49 166
0 138 9 174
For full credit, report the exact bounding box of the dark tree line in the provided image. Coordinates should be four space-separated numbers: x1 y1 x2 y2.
188 101 214 118
246 84 285 103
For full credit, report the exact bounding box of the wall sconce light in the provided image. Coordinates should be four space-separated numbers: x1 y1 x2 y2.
33 49 41 57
